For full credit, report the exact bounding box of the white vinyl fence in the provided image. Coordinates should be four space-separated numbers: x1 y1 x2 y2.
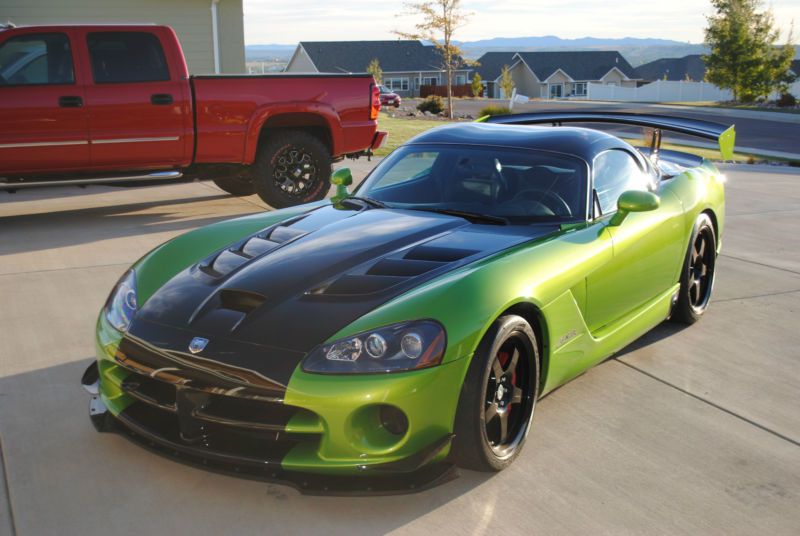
587 79 800 103
587 80 733 102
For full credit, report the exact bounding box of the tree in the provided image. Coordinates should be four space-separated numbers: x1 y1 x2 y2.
471 72 483 98
499 65 515 99
366 58 383 85
703 0 796 102
395 0 471 118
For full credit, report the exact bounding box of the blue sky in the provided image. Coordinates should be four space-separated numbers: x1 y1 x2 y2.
243 0 799 45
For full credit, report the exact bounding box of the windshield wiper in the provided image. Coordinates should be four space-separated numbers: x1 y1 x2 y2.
409 207 508 225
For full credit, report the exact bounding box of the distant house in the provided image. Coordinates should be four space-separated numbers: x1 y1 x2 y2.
284 40 471 97
474 51 641 99
636 55 707 82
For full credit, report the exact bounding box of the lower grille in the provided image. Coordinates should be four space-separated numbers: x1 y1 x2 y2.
108 338 322 466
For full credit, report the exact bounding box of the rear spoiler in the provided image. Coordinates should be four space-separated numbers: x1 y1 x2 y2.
480 112 736 160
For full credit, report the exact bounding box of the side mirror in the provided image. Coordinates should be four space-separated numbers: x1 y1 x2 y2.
609 190 660 226
330 167 353 204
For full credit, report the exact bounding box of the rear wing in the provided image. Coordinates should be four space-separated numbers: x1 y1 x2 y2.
481 112 736 160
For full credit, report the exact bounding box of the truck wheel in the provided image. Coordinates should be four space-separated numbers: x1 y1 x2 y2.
212 176 255 196
252 130 331 208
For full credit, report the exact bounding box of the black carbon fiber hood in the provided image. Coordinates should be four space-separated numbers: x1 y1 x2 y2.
131 205 557 382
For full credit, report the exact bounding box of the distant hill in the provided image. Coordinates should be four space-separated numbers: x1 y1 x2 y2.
245 44 296 62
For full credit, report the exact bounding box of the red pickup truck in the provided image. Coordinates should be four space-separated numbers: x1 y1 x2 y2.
0 24 385 207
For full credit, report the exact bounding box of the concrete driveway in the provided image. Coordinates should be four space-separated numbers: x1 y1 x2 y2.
1 163 799 535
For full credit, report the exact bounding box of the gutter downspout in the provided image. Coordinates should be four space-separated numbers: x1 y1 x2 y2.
211 0 221 74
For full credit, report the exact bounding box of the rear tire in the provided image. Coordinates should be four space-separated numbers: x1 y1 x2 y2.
450 315 540 472
212 176 255 196
671 213 717 324
252 130 331 208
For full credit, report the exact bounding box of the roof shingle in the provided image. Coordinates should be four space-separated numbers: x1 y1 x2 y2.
298 40 466 73
636 55 707 81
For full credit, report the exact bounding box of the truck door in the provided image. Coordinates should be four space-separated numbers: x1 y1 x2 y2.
0 31 90 175
81 30 188 170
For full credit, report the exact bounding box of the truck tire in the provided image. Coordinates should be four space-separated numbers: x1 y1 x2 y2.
252 130 332 208
212 176 255 196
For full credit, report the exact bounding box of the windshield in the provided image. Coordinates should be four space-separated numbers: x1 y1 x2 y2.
357 144 588 224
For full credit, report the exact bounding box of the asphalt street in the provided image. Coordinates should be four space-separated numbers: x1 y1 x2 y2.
405 99 800 157
1 161 799 535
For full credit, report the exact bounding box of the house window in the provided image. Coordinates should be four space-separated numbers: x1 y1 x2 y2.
573 82 587 96
455 75 466 85
549 83 563 99
421 76 439 86
385 77 410 91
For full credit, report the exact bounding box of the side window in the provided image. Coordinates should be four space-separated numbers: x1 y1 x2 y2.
87 32 170 84
593 150 650 216
0 33 74 86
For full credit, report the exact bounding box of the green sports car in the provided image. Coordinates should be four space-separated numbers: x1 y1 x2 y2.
83 113 731 493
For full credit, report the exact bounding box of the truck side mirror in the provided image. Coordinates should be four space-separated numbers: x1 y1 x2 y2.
609 190 660 226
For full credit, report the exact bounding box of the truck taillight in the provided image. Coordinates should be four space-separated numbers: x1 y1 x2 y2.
370 84 381 120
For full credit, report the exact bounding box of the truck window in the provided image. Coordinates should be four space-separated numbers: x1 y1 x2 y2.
87 32 170 84
0 33 74 86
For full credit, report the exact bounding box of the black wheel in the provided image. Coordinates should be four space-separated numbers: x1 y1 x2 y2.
450 315 540 472
252 130 331 208
672 213 717 324
212 176 255 196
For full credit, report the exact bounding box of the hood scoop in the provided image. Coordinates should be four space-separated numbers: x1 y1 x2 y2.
189 288 268 333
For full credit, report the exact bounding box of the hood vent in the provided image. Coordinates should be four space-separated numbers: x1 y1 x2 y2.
268 225 307 244
366 258 446 277
404 245 478 262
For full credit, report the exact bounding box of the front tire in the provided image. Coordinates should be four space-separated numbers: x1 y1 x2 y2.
252 130 332 208
450 315 540 472
672 213 717 324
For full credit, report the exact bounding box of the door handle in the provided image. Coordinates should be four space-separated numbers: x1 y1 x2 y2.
150 93 174 105
58 96 83 108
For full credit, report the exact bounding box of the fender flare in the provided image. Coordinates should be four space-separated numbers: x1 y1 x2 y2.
243 102 341 164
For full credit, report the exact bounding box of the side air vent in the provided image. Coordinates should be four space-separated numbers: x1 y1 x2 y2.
404 245 478 262
366 258 445 277
218 289 266 314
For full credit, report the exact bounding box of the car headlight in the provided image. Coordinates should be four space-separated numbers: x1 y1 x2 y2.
302 320 446 374
105 270 138 332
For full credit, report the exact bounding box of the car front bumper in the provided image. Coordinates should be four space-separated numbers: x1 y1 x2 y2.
85 314 469 491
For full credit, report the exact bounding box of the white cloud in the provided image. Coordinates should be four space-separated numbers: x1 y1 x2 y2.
243 0 799 45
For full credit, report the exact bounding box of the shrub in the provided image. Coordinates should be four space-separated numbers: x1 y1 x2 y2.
417 95 444 114
776 93 797 107
479 105 511 117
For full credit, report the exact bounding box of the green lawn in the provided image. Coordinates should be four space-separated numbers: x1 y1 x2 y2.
373 114 445 156
375 111 784 163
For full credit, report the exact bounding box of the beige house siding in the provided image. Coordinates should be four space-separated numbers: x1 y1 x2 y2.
2 0 245 74
599 69 638 88
285 46 318 73
508 61 540 99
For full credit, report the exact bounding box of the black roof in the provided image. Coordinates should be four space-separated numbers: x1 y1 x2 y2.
515 51 639 81
298 40 467 73
636 55 707 82
791 59 800 75
473 52 517 81
405 122 625 163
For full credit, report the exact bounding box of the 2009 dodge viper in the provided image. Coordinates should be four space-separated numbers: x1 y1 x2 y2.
83 112 732 493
